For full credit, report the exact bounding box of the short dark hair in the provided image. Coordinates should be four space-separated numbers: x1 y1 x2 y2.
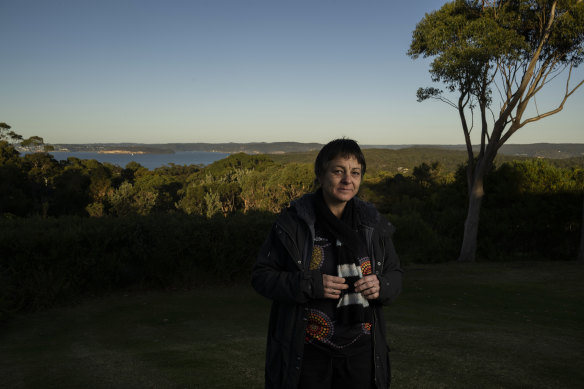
314 138 366 179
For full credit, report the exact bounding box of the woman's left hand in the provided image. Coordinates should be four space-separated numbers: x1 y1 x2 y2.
354 275 380 300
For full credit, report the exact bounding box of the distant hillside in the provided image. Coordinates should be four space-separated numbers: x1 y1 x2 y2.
54 142 322 154
266 147 584 175
266 148 471 174
434 143 584 159
53 142 584 159
54 144 174 154
164 142 323 154
27 141 584 175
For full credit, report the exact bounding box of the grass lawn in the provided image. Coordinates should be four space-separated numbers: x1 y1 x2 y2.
1 261 582 388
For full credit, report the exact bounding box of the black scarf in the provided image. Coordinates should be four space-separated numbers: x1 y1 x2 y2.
313 189 372 324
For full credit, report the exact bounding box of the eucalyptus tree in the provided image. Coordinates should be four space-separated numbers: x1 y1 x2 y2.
408 0 584 261
0 122 23 143
1 122 54 151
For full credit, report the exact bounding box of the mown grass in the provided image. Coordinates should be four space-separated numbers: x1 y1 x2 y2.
389 261 583 388
1 261 582 389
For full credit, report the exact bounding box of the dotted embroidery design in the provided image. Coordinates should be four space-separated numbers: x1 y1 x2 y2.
310 237 330 270
359 257 372 276
309 246 324 270
362 322 372 334
305 309 333 342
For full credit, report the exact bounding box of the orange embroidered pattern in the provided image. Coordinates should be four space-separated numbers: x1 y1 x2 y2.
360 258 372 275
305 309 333 342
362 322 372 333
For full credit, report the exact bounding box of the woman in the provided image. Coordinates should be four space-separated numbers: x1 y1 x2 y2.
252 138 402 389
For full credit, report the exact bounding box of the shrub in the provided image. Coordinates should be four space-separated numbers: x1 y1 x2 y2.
390 212 456 263
0 212 275 318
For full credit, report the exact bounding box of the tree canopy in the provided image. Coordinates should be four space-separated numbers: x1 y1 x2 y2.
409 0 583 147
409 0 584 261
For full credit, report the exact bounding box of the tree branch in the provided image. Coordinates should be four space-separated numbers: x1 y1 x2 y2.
458 92 474 167
494 1 558 143
519 75 584 129
499 69 583 146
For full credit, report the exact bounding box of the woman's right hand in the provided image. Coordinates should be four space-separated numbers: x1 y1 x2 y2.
322 274 348 299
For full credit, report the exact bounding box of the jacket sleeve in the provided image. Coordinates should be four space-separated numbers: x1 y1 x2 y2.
251 223 324 304
375 219 403 305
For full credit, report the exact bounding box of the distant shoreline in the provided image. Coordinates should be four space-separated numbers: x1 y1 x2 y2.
47 142 584 159
44 150 230 170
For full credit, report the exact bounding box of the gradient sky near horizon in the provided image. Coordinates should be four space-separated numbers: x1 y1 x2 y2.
2 0 583 145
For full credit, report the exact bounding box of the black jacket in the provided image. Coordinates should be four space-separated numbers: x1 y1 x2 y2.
251 193 402 389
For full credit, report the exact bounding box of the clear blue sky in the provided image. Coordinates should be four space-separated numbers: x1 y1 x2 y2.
1 0 582 145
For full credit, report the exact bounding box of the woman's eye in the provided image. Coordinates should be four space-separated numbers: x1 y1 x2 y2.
352 171 361 176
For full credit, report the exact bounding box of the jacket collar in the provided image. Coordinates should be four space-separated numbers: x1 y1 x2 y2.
290 192 379 229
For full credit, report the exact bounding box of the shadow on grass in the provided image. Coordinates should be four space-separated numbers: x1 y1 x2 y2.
1 261 583 388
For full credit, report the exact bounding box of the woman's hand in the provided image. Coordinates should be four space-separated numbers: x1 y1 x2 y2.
322 275 348 299
354 275 380 300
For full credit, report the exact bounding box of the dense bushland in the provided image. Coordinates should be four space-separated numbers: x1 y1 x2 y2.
1 140 583 318
0 212 275 320
362 160 583 263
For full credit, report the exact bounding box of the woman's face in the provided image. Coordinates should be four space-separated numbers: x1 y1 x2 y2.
318 154 362 208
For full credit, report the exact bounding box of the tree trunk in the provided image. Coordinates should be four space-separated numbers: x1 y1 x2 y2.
578 195 584 262
458 177 485 262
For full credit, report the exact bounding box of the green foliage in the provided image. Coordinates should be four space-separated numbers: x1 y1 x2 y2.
480 159 583 260
0 144 549 220
391 212 449 263
409 0 584 261
52 168 91 215
0 123 23 144
176 154 311 216
409 0 584 102
0 212 275 316
265 163 315 209
1 142 583 314
412 161 444 187
202 152 274 179
361 168 467 263
204 190 222 218
20 136 45 148
0 147 304 218
0 146 29 217
269 147 530 176
360 159 582 263
0 140 21 165
107 182 142 216
178 183 207 215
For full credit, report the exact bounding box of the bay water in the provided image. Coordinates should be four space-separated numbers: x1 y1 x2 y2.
47 151 231 170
